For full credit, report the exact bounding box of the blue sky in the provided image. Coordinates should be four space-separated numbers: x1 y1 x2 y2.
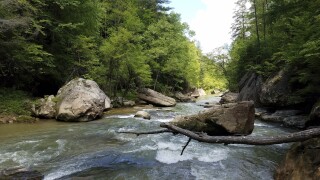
169 0 236 53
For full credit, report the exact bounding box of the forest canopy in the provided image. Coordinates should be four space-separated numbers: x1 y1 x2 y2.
227 0 320 102
0 0 227 97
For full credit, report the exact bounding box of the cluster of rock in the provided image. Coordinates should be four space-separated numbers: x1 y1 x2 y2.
32 82 186 121
258 110 308 129
32 78 111 122
236 70 320 179
229 70 320 130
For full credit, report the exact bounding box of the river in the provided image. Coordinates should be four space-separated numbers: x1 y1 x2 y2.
0 96 294 179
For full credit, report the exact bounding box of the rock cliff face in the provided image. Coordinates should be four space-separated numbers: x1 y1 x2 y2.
275 138 320 180
238 70 301 108
260 70 294 107
237 72 263 106
138 88 176 107
55 78 110 122
171 101 255 136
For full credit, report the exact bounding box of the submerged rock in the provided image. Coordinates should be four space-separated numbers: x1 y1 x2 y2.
275 138 320 180
171 101 255 135
219 92 238 104
31 95 56 119
134 111 151 120
0 167 43 180
138 88 176 107
56 78 109 122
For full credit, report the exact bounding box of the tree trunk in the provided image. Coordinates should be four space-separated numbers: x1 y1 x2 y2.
160 123 320 145
253 0 260 48
119 123 320 146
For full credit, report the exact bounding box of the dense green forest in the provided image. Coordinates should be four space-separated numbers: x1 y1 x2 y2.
227 0 320 102
0 0 226 101
2 0 319 116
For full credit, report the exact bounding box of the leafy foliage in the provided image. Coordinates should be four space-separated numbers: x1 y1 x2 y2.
0 0 225 99
228 0 320 100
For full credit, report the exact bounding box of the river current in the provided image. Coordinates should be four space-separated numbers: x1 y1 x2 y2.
0 96 293 179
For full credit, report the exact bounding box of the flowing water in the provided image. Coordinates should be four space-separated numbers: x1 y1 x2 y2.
0 96 294 179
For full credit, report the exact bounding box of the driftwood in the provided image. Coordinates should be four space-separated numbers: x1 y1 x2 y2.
120 123 320 145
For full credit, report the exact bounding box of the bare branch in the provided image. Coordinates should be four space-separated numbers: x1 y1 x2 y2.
181 138 192 155
160 123 320 145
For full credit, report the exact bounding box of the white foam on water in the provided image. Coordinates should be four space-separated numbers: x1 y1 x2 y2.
55 139 66 156
15 140 42 148
156 149 193 164
155 140 229 164
44 165 84 180
153 118 172 122
254 122 272 127
0 151 29 165
123 145 158 153
157 142 183 151
108 115 134 119
197 149 228 162
191 163 225 180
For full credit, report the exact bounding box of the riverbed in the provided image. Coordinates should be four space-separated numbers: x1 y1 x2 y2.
0 96 294 179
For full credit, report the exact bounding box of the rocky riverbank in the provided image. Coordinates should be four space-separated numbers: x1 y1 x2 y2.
234 70 320 179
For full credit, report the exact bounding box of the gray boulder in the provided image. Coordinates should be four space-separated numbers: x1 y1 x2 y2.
219 92 238 104
260 69 301 107
105 96 111 109
237 72 263 106
191 88 206 98
171 101 255 135
260 110 307 128
123 100 136 107
31 95 56 119
56 78 109 122
138 88 176 107
283 116 308 129
134 111 151 120
174 92 193 102
307 100 320 126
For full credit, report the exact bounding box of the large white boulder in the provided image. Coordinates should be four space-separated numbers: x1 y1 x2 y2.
56 78 110 122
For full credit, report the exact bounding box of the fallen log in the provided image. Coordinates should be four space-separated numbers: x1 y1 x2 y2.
161 123 320 145
119 123 320 146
